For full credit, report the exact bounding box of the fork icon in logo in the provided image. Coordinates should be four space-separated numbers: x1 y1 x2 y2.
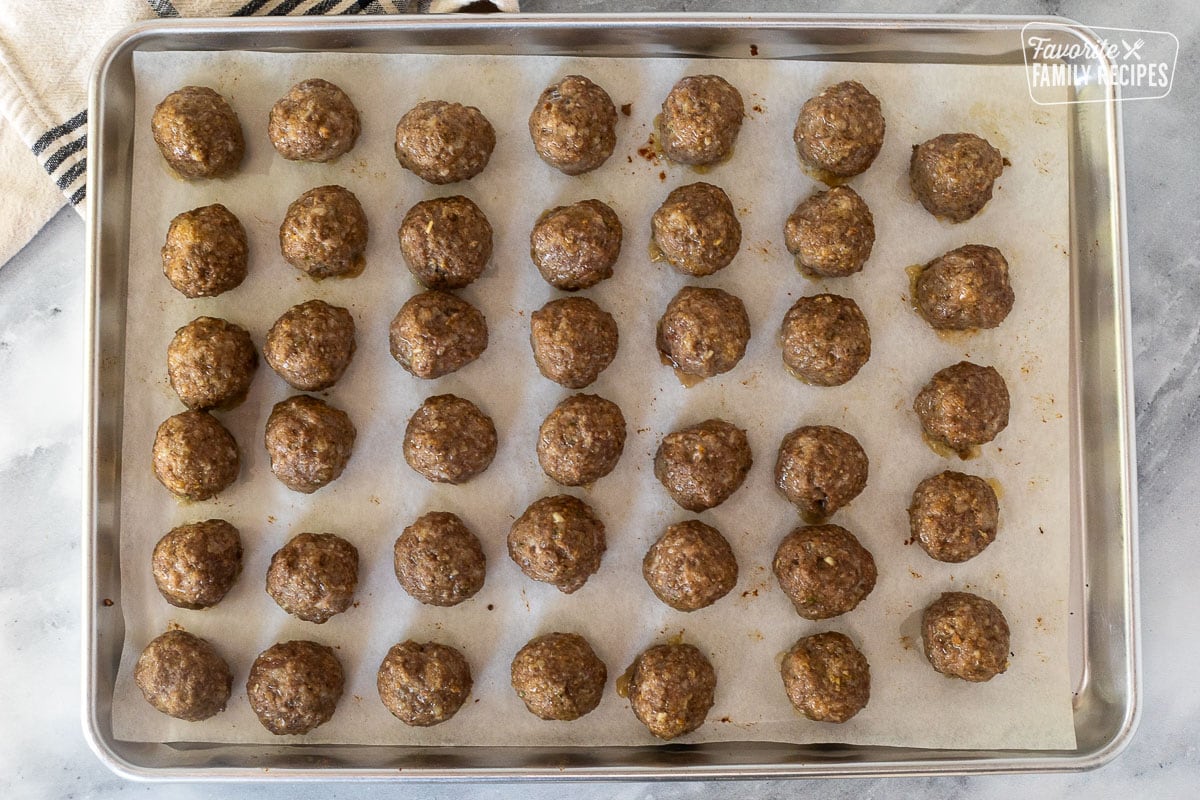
1121 38 1146 60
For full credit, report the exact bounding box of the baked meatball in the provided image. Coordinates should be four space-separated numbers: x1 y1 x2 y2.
657 286 751 380
774 425 868 520
377 640 473 727
247 640 344 735
913 361 1010 454
780 294 871 386
908 471 1000 563
643 521 738 611
659 75 744 166
389 290 488 379
651 182 741 277
793 80 885 178
653 419 752 511
264 395 356 493
264 300 356 391
511 632 607 721
393 511 486 607
780 631 870 723
151 86 244 179
773 524 877 620
915 245 1015 331
529 297 618 389
279 185 369 279
266 532 359 624
530 200 622 291
784 186 875 278
151 519 243 610
403 394 497 485
161 204 248 298
910 133 1005 222
528 75 618 175
399 196 493 290
268 78 360 163
537 394 626 486
152 411 239 501
167 316 257 410
922 591 1011 682
134 629 232 721
508 494 606 594
395 100 495 184
627 643 716 740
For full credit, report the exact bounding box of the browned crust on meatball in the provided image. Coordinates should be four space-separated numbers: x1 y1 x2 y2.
651 182 741 277
628 643 716 740
135 629 232 721
529 75 618 175
529 297 618 389
653 418 752 511
914 361 1010 454
264 300 356 391
152 411 240 501
161 204 248 298
395 100 495 184
780 631 870 723
377 640 473 727
915 245 1015 331
537 394 627 486
780 294 872 387
774 425 868 520
908 471 1000 563
264 395 356 494
266 532 359 624
269 78 360 163
167 316 257 410
394 511 487 607
530 200 623 291
793 80 885 177
910 133 1005 222
659 75 744 166
922 591 1011 682
279 185 369 279
152 519 243 610
399 196 494 290
642 521 738 611
510 632 607 720
784 186 875 278
773 524 877 620
508 494 606 594
151 86 244 179
389 290 488 380
657 286 751 379
247 640 344 735
403 394 497 485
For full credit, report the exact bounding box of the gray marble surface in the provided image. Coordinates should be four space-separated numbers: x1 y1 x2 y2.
1 1 1196 797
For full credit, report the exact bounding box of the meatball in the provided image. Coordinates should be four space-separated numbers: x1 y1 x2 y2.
134 629 232 721
279 185 369 279
530 200 622 291
908 471 1000 563
264 300 356 391
915 245 1015 331
780 631 870 723
377 640 473 727
247 640 344 735
161 204 248 298
399 196 493 290
151 86 244 179
395 100 495 184
627 643 716 740
152 411 239 501
913 361 1010 454
403 394 497 485
659 75 744 166
537 394 626 486
393 511 486 607
922 591 1011 682
389 290 488 380
151 519 243 610
657 286 751 380
266 532 359 624
508 494 606 594
167 316 257 410
653 418 752 511
510 632 607 721
774 425 868 520
529 297 618 389
780 294 872 387
784 186 875 278
793 80 885 178
910 133 1005 222
268 78 360 162
642 521 738 612
264 395 356 494
528 75 618 175
773 524 877 620
651 182 741 277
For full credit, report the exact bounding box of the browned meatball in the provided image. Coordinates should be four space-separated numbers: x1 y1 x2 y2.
152 411 240 501
922 591 1010 682
914 361 1010 454
151 86 244 179
627 643 716 740
659 75 744 166
377 640 473 727
530 200 623 291
264 300 356 391
529 297 618 389
393 511 486 607
403 394 497 485
161 204 248 298
395 100 495 184
784 186 875 278
269 78 360 163
915 245 1015 331
389 291 488 379
793 81 885 178
399 196 493 290
653 419 752 511
134 629 232 721
780 294 871 387
773 524 877 620
264 395 356 494
780 631 870 723
266 532 359 624
151 519 243 610
511 632 607 721
910 133 1005 222
908 471 1000 563
279 185 369 279
247 640 344 735
651 183 741 277
167 316 257 410
657 286 751 380
537 394 626 486
642 521 738 611
529 75 618 175
774 425 868 520
508 494 606 594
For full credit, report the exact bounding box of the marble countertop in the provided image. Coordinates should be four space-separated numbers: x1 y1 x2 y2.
2 1 1195 797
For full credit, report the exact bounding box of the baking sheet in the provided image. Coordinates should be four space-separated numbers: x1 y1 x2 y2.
112 51 1074 750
